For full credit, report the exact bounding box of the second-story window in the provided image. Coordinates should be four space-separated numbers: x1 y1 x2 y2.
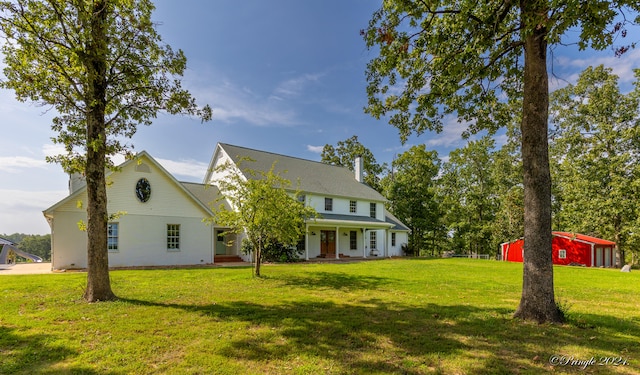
350 200 357 213
325 197 333 211
370 202 376 218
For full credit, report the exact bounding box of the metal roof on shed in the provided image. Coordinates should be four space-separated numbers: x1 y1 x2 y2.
552 232 616 246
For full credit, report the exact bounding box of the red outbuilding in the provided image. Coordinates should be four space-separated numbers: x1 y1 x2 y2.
500 232 618 268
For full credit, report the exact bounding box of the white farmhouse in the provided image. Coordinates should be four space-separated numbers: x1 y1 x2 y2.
44 143 409 270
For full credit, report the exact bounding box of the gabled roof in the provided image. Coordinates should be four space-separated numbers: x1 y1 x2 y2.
207 143 387 202
553 232 616 246
43 151 214 217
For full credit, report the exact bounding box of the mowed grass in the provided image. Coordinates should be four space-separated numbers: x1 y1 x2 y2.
1 259 639 374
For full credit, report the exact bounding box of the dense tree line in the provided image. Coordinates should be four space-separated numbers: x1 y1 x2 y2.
1 233 51 261
323 66 639 265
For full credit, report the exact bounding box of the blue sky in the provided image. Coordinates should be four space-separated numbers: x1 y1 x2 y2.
1 0 639 235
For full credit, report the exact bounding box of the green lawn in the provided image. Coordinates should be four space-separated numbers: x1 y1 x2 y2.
1 258 639 374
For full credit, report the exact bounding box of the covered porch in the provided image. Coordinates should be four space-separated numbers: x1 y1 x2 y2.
303 214 394 260
213 227 247 263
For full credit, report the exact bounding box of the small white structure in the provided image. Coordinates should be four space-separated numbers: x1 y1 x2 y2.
44 143 409 270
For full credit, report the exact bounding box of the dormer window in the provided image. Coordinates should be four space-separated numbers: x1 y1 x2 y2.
370 203 376 218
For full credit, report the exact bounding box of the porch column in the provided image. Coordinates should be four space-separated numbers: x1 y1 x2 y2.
305 223 309 260
211 227 216 264
384 229 388 258
363 229 367 258
335 226 340 259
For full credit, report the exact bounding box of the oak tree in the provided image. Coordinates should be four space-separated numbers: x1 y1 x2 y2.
1 0 211 301
362 0 639 322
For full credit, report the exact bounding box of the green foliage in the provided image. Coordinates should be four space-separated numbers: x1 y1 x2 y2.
363 0 639 323
440 137 499 256
1 233 51 261
241 238 303 263
550 65 640 264
382 144 445 256
321 135 385 192
362 0 639 143
0 0 212 172
211 160 317 275
1 0 210 301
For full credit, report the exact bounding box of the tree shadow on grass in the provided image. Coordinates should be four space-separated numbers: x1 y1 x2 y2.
0 325 111 374
120 292 640 374
273 271 397 292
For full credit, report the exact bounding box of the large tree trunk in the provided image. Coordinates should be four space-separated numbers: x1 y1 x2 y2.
83 0 116 302
514 0 563 323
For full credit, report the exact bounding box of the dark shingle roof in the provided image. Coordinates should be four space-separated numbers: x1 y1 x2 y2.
181 182 224 211
385 210 410 231
218 143 386 202
319 213 389 225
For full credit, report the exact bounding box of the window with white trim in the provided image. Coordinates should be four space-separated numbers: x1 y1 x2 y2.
558 249 567 259
107 223 119 252
167 224 180 251
370 231 377 250
391 232 396 247
350 231 357 250
350 200 357 213
324 197 333 211
370 203 377 218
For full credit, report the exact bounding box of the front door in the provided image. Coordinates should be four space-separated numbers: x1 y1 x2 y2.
216 230 227 255
320 230 336 257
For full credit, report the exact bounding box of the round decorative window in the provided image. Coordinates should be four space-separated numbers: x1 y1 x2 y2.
135 178 151 203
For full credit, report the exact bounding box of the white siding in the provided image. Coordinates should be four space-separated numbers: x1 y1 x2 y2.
50 211 88 269
49 154 215 269
307 194 384 218
387 231 408 257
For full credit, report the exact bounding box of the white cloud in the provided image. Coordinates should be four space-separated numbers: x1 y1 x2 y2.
155 157 209 181
553 48 640 86
306 145 324 153
42 143 66 158
0 156 48 173
272 73 323 99
423 117 470 148
0 189 67 234
192 79 300 126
